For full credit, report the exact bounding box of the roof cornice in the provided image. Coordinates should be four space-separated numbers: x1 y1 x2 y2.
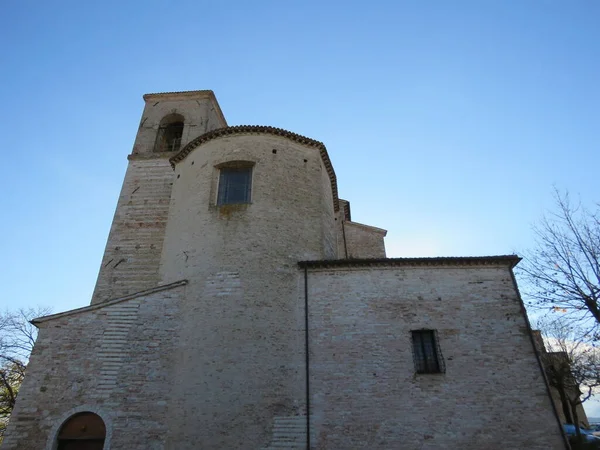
142 90 227 127
170 125 339 211
31 280 188 326
143 90 216 101
344 220 387 236
298 255 521 269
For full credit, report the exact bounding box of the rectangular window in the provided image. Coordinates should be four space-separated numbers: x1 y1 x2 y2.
217 167 252 205
412 330 443 374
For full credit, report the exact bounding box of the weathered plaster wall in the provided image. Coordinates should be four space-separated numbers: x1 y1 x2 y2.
156 134 336 448
3 284 185 450
306 264 566 449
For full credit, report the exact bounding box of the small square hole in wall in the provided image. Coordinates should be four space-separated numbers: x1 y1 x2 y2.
272 149 277 154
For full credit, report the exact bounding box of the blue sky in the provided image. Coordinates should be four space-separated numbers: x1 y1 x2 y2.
2 0 599 414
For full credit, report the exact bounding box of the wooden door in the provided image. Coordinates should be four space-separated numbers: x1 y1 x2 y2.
57 412 106 450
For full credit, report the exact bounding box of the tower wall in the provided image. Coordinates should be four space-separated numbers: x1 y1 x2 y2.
91 91 226 304
91 157 174 304
158 133 337 448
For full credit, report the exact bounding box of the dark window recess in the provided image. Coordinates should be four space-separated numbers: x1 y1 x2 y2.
154 121 184 152
217 167 252 205
56 412 106 450
412 330 443 374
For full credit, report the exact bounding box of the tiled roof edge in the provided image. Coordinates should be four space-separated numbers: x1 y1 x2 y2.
143 90 215 100
298 255 521 269
344 220 387 236
31 280 188 326
170 125 339 211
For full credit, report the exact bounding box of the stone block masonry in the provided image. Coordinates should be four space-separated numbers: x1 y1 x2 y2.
304 262 566 449
2 281 186 450
91 157 174 304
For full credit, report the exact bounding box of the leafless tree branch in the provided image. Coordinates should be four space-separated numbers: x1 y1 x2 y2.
0 307 50 440
518 190 600 335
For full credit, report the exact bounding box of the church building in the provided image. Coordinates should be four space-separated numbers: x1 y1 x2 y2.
5 90 566 449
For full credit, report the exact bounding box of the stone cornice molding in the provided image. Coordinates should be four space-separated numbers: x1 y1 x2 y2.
170 125 340 211
298 255 521 269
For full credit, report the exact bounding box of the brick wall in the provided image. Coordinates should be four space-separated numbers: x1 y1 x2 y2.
91 92 227 304
343 221 387 258
3 283 185 450
306 263 566 449
153 133 337 448
91 157 174 303
6 91 563 450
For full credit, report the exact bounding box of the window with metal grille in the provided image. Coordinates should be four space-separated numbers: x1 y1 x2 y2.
217 166 252 205
412 330 443 374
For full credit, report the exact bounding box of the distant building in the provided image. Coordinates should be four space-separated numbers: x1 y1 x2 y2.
532 330 589 428
5 90 566 449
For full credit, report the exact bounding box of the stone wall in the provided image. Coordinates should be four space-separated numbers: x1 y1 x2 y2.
91 91 227 304
343 221 387 258
160 133 339 284
132 91 227 156
5 90 566 450
320 157 338 259
3 282 186 450
306 263 566 449
155 133 337 448
91 157 174 304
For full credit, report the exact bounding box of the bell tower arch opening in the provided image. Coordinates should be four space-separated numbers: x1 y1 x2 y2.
154 113 184 152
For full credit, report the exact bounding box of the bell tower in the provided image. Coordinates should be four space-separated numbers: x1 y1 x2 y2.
91 90 227 304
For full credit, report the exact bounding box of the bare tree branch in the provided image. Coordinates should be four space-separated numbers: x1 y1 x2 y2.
518 189 600 334
0 307 50 441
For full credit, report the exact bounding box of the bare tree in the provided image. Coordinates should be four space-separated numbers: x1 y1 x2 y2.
519 190 600 334
0 307 50 442
537 317 600 444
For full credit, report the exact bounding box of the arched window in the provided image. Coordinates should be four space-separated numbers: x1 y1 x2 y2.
56 412 106 450
154 113 184 152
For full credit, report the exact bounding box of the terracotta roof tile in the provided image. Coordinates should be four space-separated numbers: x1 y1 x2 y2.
298 255 521 269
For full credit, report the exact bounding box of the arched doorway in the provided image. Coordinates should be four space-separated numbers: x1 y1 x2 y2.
56 412 106 450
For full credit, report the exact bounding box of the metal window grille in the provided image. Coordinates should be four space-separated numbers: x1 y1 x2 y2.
217 167 252 205
412 330 444 374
